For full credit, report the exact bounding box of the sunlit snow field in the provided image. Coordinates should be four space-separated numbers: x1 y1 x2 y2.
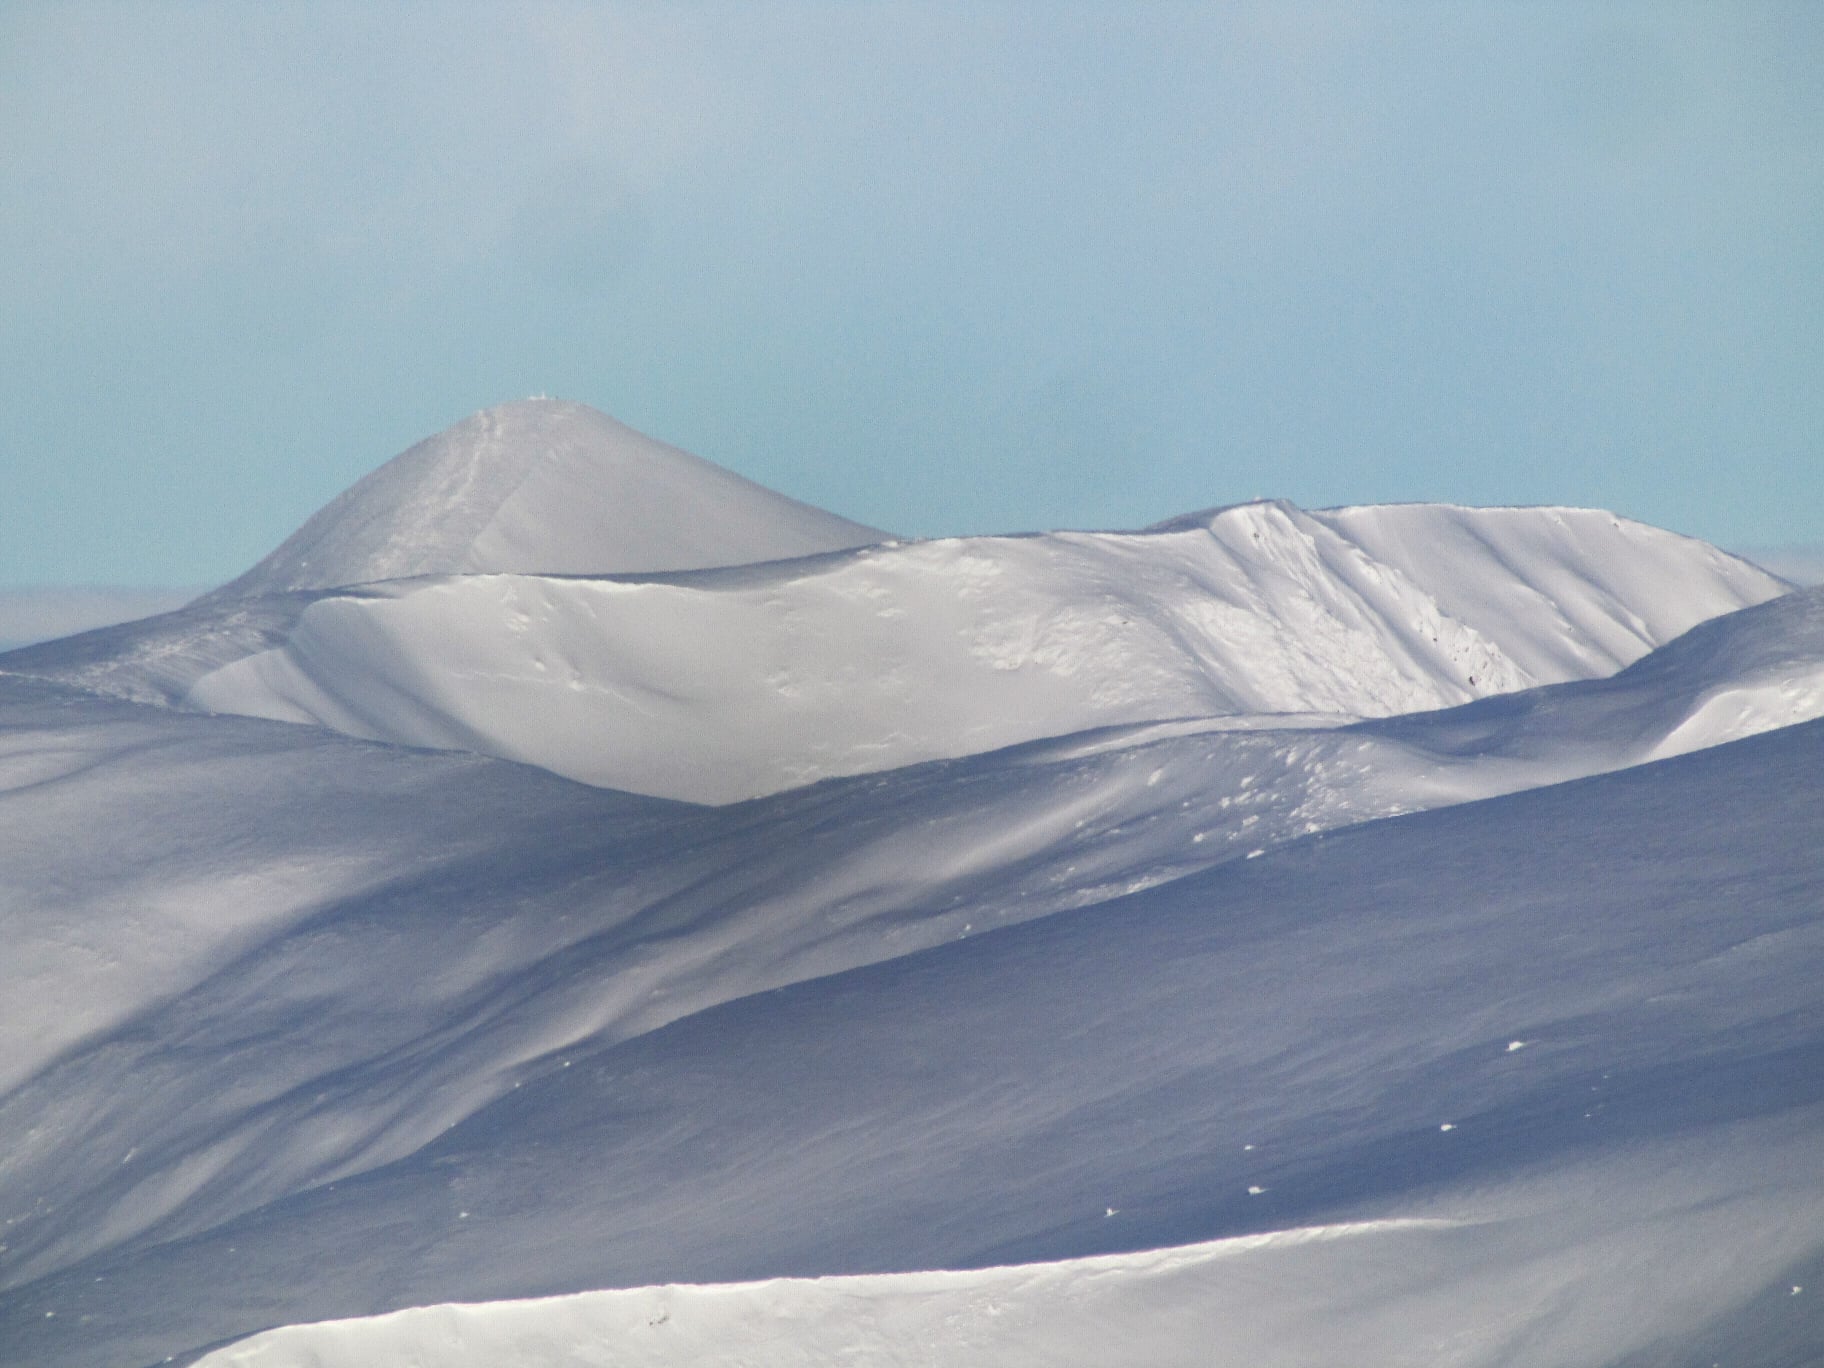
2 402 1820 1368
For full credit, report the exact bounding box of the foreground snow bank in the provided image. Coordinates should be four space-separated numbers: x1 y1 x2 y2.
198 1121 1824 1368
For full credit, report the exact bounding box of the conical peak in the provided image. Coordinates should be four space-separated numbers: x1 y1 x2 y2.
431 398 684 467
204 401 888 601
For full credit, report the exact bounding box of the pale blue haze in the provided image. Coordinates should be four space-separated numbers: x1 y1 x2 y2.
2 2 1820 590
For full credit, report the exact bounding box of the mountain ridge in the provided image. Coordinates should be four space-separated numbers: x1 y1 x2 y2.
170 500 1787 801
0 405 1796 805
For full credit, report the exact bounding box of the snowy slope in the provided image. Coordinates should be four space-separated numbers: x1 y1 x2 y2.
167 501 1784 802
1304 502 1771 681
7 589 1817 1302
5 709 1821 1368
0 683 1365 1304
0 601 1819 1367
9 591 1820 1205
1327 581 1824 813
200 399 887 600
194 1188 1824 1368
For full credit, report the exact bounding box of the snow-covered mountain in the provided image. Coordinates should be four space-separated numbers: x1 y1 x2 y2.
4 443 1787 802
173 502 1781 802
1 403 1819 1368
200 399 887 601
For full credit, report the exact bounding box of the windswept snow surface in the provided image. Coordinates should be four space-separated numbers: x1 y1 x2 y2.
0 406 1817 1367
167 501 1783 802
2 701 1821 1368
6 588 1819 1313
200 399 887 601
1302 503 1773 681
1335 583 1824 810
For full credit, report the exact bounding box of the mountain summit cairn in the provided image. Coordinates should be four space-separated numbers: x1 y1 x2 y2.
202 399 887 602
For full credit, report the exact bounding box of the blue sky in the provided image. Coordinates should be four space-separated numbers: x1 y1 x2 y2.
3 1 1820 592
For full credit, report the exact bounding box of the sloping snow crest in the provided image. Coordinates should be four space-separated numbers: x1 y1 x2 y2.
195 1174 1824 1368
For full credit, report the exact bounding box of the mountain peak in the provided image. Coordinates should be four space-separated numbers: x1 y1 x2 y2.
201 400 887 601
